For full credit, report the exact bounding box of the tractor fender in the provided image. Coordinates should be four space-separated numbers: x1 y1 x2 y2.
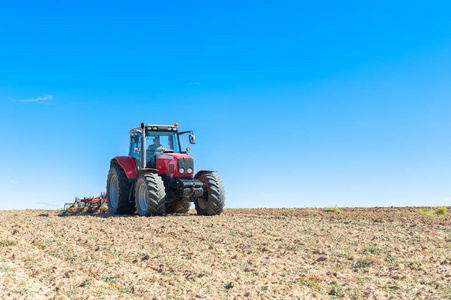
111 156 137 179
194 170 217 179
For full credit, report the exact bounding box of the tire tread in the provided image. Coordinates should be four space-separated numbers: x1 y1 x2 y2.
106 164 135 214
195 173 225 216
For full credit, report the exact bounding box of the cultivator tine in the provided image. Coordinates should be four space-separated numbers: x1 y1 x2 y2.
67 193 108 211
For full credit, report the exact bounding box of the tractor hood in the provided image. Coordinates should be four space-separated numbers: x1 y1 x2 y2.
155 153 194 178
155 152 192 160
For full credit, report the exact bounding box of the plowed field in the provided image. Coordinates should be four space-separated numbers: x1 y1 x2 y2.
0 207 450 299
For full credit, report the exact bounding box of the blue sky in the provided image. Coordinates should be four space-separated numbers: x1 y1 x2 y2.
1 0 451 209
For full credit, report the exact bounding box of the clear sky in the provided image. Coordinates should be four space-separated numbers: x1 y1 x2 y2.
1 1 451 210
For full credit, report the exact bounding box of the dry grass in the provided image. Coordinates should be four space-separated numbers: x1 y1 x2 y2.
323 206 342 213
417 207 447 218
436 207 447 215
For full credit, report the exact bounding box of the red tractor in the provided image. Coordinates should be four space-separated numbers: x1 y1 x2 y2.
106 123 225 216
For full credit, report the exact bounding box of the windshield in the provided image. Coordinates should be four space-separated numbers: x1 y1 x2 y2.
129 131 181 165
145 131 181 154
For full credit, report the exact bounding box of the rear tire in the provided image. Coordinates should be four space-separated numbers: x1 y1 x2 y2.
195 173 225 216
135 173 166 217
166 199 190 214
107 164 135 214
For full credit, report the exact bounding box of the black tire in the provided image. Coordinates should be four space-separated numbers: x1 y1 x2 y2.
166 199 190 214
106 164 135 214
195 173 225 216
135 173 166 217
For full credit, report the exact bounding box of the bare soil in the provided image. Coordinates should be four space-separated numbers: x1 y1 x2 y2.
0 207 450 299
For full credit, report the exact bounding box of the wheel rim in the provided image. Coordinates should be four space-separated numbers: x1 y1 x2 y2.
198 197 208 210
109 175 118 208
138 183 148 212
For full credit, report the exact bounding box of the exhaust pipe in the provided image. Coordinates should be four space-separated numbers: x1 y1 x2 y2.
140 123 146 169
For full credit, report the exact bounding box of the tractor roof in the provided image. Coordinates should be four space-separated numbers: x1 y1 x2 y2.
129 124 179 135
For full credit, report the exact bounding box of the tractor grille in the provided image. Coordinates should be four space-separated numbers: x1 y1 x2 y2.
178 158 194 174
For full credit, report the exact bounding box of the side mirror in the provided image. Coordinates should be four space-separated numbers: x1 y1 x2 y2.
189 134 196 144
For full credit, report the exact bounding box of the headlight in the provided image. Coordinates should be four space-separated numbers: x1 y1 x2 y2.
179 168 185 174
187 168 193 174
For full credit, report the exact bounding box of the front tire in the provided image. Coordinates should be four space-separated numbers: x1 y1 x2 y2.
107 164 135 214
195 173 225 216
135 173 166 217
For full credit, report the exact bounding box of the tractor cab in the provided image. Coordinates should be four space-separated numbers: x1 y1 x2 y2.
129 125 182 169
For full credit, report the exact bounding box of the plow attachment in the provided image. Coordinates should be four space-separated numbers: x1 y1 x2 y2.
64 192 107 210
